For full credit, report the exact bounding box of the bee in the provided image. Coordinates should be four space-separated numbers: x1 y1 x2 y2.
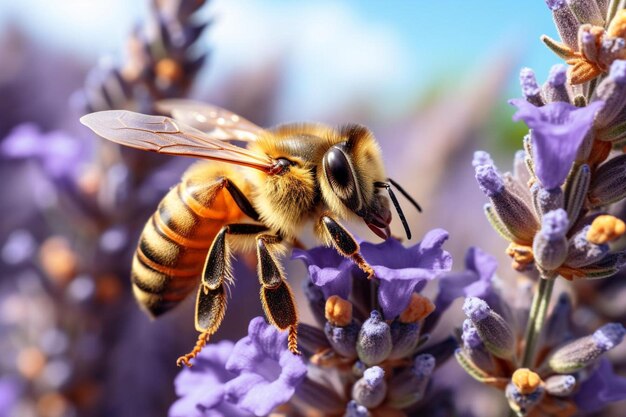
80 100 421 366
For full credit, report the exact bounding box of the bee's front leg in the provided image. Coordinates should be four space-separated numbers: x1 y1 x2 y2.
318 214 375 279
256 234 300 355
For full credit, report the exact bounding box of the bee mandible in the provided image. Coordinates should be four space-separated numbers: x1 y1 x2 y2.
80 100 421 366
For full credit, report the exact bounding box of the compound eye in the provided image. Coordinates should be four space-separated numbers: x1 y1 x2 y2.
323 146 363 212
324 146 353 189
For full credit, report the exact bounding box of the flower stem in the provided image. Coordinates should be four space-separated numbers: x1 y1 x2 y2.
521 277 555 368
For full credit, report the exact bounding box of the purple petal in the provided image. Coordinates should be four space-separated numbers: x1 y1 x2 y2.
169 341 238 417
435 247 496 314
224 318 306 416
575 358 626 412
509 99 604 189
360 231 451 319
378 279 421 319
413 229 453 271
292 247 352 299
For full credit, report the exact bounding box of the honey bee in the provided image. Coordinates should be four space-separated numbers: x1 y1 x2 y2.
80 100 421 366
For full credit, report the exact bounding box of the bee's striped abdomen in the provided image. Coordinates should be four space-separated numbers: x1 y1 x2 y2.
131 163 247 317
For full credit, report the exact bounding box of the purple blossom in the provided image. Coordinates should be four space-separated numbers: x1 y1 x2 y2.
434 247 496 314
359 229 452 319
292 246 353 299
169 341 250 417
509 99 604 189
224 317 307 416
1 123 86 179
575 358 626 412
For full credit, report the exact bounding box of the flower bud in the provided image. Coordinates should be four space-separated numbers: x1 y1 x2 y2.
475 164 504 197
352 366 386 408
475 164 539 243
463 297 516 360
520 68 544 106
546 0 580 49
563 163 590 225
589 154 626 207
357 311 392 366
531 184 563 219
344 400 370 417
325 321 359 359
544 374 576 397
533 209 569 270
514 149 532 182
542 64 570 103
472 150 495 168
549 323 626 372
567 0 604 26
566 225 609 268
388 320 420 360
388 354 435 408
461 319 496 373
505 381 545 416
594 60 626 128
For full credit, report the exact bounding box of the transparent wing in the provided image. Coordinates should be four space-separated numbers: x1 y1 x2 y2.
80 110 274 172
156 99 265 142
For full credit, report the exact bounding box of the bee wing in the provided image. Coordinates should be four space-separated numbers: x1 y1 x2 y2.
80 110 274 172
156 99 265 142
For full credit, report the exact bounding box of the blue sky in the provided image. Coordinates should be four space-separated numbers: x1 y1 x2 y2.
0 0 560 118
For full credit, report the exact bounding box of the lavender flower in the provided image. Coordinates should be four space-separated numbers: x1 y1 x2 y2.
170 341 250 417
456 286 626 416
509 99 603 190
289 230 457 416
359 230 452 319
292 246 353 299
224 317 307 416
171 318 306 417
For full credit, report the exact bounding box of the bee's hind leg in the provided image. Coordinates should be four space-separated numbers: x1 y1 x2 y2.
256 234 300 355
177 223 268 367
318 214 375 279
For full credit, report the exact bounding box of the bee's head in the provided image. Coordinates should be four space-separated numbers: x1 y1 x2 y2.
321 124 421 240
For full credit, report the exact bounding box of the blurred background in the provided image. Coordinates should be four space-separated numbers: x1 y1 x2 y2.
1 1 615 417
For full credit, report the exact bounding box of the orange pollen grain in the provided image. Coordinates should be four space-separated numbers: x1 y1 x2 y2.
512 368 542 395
399 293 435 324
586 215 626 244
325 295 352 326
506 243 534 263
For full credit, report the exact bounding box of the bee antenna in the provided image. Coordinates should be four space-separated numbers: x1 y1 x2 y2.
375 182 412 240
387 178 422 212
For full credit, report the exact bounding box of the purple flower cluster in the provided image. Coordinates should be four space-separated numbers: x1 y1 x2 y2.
171 319 307 417
457 287 626 416
475 61 626 281
460 3 626 415
171 230 459 416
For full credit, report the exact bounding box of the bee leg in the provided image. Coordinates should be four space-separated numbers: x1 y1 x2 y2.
319 215 375 278
256 235 301 355
222 178 260 221
177 223 268 367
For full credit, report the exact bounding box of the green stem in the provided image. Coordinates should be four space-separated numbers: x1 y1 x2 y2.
521 277 555 368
